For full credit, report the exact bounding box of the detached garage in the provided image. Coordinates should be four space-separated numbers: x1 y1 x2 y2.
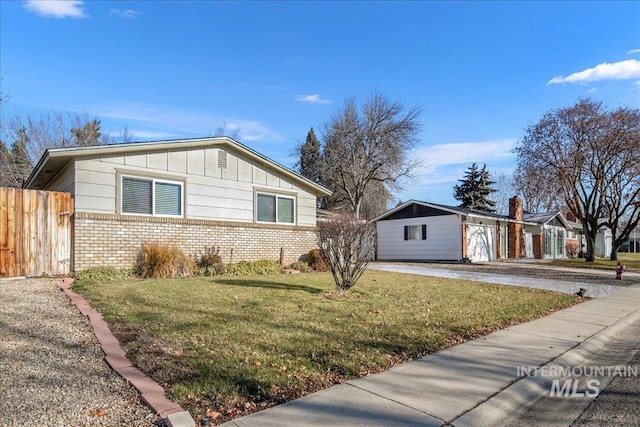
373 200 510 263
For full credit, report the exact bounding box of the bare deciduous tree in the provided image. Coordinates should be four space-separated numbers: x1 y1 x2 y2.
489 172 515 216
317 214 376 292
3 111 109 164
514 98 640 262
212 121 241 141
513 163 564 213
600 106 640 260
321 91 422 219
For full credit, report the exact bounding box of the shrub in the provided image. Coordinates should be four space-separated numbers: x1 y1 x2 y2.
223 260 282 276
194 246 224 276
566 241 579 258
288 261 314 273
135 243 195 279
307 248 329 272
317 214 376 292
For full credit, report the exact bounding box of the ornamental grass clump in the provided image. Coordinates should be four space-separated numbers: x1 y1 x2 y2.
136 243 194 279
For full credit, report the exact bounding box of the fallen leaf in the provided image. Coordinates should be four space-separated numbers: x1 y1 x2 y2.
90 408 107 417
254 360 262 366
205 410 221 419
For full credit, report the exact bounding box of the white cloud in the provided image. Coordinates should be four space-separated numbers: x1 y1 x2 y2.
587 87 598 93
628 49 640 55
95 102 283 142
295 94 332 104
24 0 87 18
110 8 141 19
415 139 516 173
547 59 640 85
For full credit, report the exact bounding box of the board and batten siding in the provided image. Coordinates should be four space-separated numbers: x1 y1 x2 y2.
377 215 461 261
65 146 317 226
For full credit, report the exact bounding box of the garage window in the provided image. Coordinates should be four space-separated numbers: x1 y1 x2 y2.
404 225 427 240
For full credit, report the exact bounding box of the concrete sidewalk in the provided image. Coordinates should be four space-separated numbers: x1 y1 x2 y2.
221 285 640 427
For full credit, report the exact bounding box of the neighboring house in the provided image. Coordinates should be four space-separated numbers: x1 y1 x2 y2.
595 223 613 258
521 211 573 259
24 137 331 271
373 199 523 262
373 196 584 263
564 212 614 258
564 212 584 258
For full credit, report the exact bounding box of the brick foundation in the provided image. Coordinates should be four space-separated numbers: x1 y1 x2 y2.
73 212 318 271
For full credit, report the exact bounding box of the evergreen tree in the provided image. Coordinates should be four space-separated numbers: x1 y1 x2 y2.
0 140 13 187
299 127 322 184
9 128 33 187
453 163 497 212
71 118 102 146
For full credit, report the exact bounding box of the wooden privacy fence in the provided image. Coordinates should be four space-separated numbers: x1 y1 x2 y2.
0 188 73 278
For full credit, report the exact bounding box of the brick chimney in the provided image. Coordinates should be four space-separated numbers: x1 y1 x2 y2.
509 196 523 221
566 211 577 222
508 196 523 258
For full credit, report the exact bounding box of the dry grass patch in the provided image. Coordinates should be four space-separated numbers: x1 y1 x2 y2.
74 270 582 423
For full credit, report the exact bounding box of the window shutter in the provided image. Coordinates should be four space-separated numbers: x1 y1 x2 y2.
404 226 408 241
422 225 427 240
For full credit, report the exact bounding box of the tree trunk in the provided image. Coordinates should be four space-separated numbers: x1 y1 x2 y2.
610 246 618 261
584 233 596 263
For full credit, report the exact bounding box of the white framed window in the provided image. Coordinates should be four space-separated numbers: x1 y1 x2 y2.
256 193 295 224
121 175 183 217
404 224 427 240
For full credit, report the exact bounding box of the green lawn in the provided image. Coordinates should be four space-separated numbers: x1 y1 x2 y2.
552 252 640 271
74 270 582 421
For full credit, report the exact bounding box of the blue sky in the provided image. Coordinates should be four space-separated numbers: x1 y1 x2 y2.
1 1 639 206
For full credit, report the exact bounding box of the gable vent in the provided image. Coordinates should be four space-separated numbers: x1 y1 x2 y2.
218 150 228 169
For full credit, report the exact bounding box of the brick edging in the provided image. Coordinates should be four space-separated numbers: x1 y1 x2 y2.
58 278 194 425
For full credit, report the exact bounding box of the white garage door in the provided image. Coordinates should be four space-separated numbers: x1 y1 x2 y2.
467 224 496 262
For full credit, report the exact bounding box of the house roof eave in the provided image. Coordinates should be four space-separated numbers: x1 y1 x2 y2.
24 137 332 197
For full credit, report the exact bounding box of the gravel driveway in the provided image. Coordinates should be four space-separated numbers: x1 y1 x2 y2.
0 278 158 427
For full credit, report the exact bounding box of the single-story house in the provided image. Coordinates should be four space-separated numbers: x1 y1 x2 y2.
24 137 331 271
373 196 588 262
521 211 573 259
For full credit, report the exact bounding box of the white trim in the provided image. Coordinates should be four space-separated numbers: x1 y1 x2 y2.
255 191 296 225
119 174 184 218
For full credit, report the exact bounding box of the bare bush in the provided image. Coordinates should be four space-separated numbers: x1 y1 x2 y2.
566 242 579 258
317 214 376 292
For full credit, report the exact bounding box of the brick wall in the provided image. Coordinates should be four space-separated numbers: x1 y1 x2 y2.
73 212 318 271
533 234 543 259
